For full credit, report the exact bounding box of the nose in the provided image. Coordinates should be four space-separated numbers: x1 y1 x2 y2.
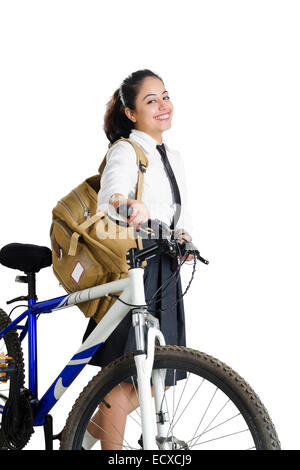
158 99 169 110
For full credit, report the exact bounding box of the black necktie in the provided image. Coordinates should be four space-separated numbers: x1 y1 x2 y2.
156 143 181 229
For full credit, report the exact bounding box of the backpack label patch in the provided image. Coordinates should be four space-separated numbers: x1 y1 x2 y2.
71 261 85 284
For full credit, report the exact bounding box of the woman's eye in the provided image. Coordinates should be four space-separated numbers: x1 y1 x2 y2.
147 96 170 104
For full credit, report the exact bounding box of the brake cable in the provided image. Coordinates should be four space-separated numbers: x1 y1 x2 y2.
110 238 198 312
146 240 198 314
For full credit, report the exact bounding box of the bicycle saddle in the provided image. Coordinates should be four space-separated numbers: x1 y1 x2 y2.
0 243 52 273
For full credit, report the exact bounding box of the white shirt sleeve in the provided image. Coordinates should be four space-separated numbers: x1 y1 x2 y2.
97 141 139 217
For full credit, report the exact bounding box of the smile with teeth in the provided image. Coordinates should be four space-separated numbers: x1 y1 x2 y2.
154 113 170 120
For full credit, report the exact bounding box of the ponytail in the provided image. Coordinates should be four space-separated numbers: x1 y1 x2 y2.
103 88 133 146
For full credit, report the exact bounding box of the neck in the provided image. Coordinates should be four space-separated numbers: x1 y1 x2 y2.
134 127 163 145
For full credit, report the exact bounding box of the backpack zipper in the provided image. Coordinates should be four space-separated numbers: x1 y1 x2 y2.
57 200 73 218
72 189 91 219
52 219 73 238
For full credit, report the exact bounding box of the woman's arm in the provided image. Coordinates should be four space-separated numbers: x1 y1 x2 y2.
98 141 150 228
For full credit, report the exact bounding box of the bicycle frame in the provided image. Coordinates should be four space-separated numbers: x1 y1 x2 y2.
0 265 166 448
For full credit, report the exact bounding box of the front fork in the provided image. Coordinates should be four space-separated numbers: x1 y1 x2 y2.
132 309 171 450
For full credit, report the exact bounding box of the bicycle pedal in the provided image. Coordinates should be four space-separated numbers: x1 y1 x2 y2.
0 352 14 383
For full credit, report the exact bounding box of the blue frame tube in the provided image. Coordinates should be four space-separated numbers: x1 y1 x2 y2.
28 297 38 399
28 310 38 399
0 309 29 337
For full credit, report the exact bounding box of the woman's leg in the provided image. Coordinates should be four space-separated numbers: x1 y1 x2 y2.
85 382 170 450
86 382 140 450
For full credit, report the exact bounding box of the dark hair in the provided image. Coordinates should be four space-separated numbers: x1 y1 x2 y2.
103 69 164 145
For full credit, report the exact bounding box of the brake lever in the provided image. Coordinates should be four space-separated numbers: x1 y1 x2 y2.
181 241 209 265
197 253 209 265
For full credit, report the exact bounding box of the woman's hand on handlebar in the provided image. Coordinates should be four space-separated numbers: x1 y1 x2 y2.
109 193 150 230
126 199 150 230
174 228 195 261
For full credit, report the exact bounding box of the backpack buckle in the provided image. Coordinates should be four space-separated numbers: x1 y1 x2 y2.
139 162 147 173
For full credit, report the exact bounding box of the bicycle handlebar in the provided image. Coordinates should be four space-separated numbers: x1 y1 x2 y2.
117 204 209 266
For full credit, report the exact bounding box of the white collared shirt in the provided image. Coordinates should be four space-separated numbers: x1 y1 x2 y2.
98 129 193 233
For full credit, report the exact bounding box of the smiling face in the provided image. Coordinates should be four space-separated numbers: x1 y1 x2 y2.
124 76 173 144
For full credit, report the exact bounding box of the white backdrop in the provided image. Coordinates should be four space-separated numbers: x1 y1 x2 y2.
0 0 299 450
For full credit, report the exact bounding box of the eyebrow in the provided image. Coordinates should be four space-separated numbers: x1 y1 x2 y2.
143 90 168 101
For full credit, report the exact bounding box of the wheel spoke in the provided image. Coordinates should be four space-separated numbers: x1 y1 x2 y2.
185 412 243 448
106 387 141 427
189 386 218 447
198 398 231 437
189 428 250 448
129 377 141 419
169 376 205 432
91 410 136 450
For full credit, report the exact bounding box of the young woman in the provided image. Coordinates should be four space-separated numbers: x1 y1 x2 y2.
82 69 194 450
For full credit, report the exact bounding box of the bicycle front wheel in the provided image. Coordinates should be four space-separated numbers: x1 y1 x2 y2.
60 346 280 450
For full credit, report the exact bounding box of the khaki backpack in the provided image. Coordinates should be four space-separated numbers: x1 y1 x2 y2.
50 137 148 323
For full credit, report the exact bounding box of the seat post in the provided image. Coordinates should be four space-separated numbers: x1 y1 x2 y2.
27 272 37 303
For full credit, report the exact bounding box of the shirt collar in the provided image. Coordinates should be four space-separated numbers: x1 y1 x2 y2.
129 129 169 154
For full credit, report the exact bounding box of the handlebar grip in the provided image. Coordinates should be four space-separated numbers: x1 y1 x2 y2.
116 204 150 233
197 254 209 265
116 204 133 219
183 241 209 265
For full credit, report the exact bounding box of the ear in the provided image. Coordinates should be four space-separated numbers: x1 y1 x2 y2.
124 107 137 123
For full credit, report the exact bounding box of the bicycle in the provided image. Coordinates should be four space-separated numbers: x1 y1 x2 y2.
0 218 280 450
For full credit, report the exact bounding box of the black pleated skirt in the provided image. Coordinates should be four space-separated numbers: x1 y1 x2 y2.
82 237 187 385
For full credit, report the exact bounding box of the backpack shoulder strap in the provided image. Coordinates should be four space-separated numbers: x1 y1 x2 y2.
98 137 149 201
